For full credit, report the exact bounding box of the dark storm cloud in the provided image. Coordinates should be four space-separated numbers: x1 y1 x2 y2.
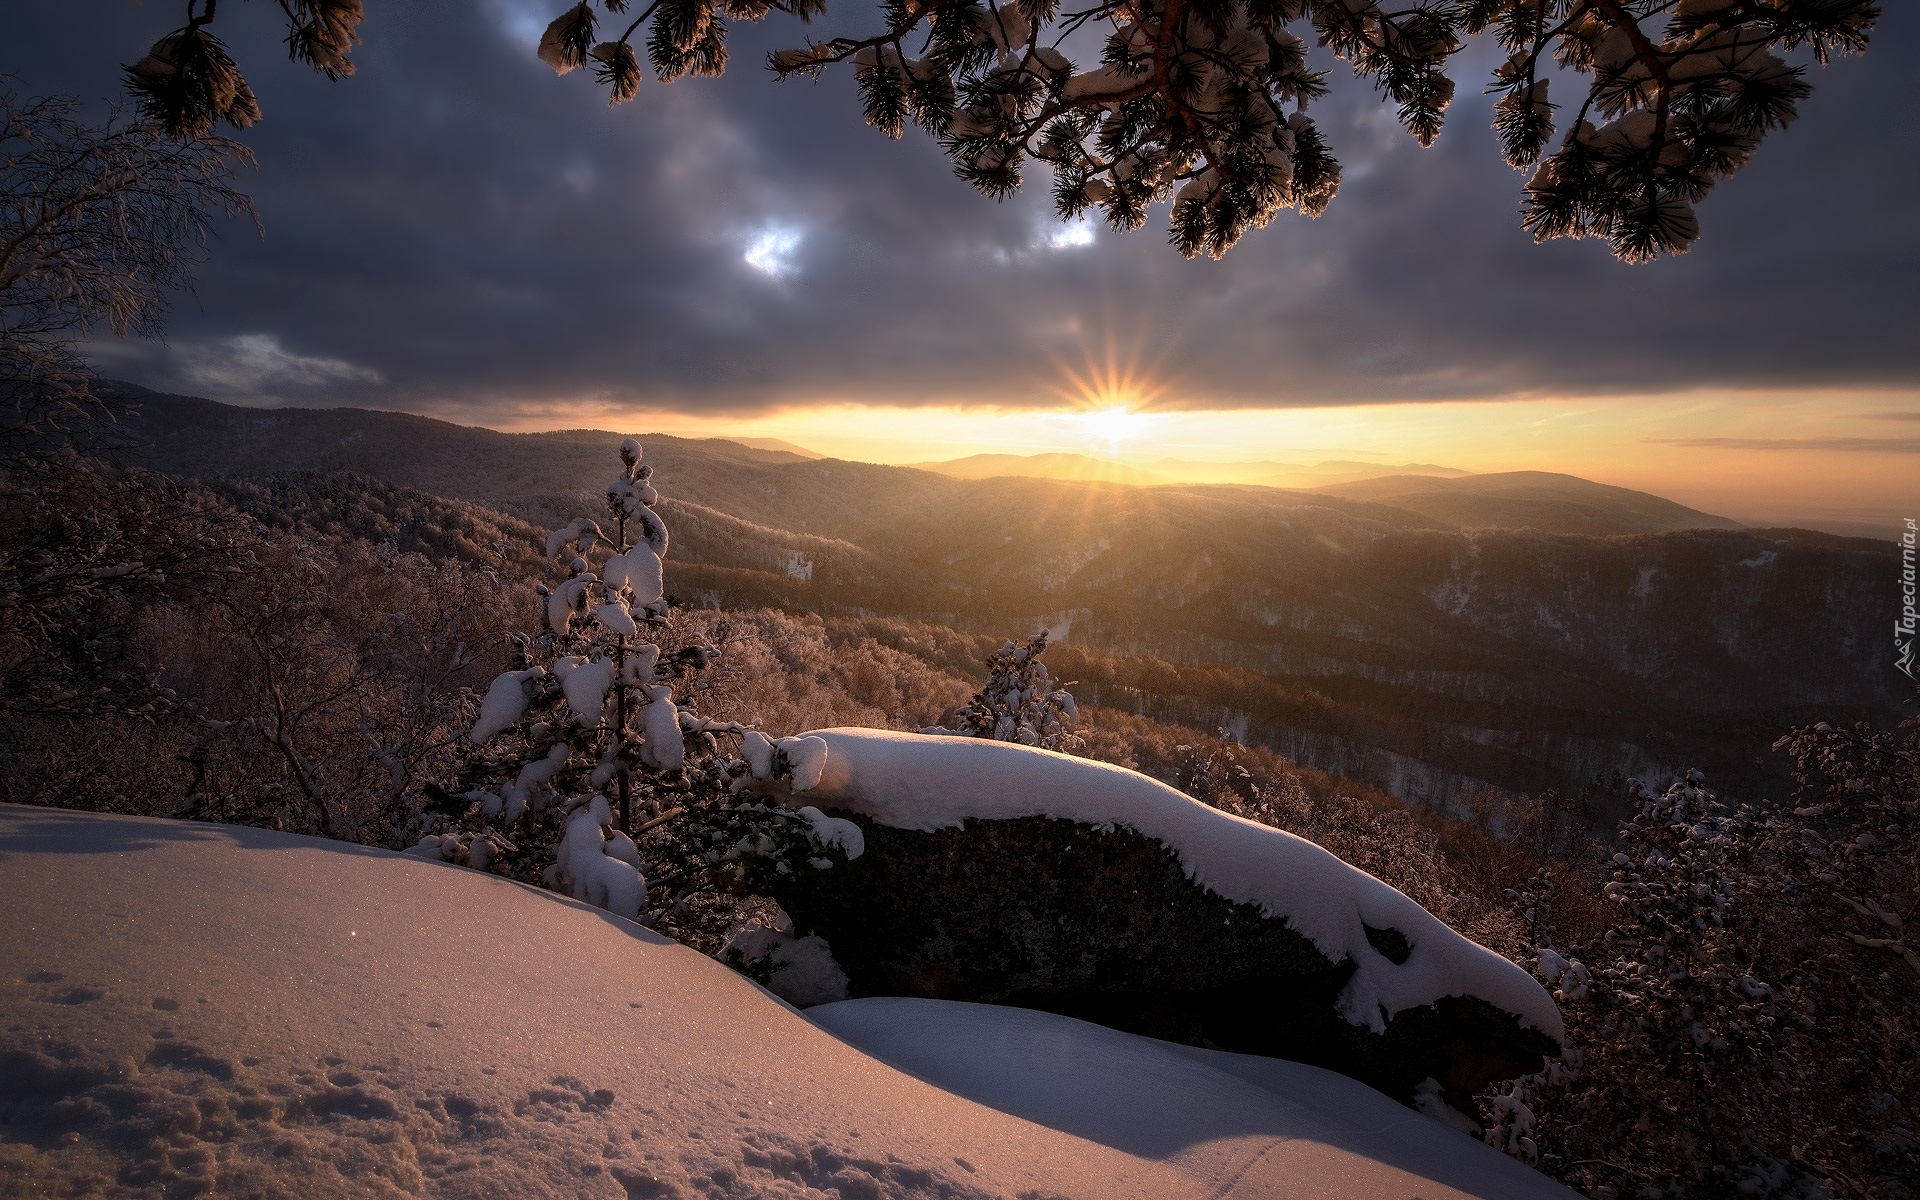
8 0 1918 419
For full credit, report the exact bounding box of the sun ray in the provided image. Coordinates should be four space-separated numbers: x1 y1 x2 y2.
1042 334 1176 461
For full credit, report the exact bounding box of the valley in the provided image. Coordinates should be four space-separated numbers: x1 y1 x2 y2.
112 386 1905 816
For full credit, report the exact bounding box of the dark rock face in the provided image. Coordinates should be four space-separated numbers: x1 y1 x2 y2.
773 812 1558 1109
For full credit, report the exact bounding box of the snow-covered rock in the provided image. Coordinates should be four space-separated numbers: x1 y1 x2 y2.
772 729 1563 1105
0 803 1575 1199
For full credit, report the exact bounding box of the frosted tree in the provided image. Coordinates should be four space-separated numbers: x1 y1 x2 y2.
1590 773 1764 1054
1 88 256 720
113 0 1878 260
3 87 253 458
931 629 1082 750
1479 869 1584 1168
1560 773 1786 1192
1489 772 1816 1194
1748 714 1919 1192
420 440 861 944
1495 736 1920 1195
1770 717 1918 981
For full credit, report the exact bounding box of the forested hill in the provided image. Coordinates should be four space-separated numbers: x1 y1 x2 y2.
1308 471 1742 536
110 387 1905 813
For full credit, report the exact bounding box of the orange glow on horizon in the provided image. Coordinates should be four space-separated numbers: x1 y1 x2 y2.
440 386 1920 536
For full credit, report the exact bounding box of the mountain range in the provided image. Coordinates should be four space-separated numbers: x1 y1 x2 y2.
107 385 1907 816
908 452 1478 492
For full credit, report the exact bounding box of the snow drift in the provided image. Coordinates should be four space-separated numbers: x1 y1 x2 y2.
0 804 1578 1199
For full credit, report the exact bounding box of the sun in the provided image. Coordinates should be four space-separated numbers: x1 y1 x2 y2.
1045 335 1173 460
1075 406 1155 457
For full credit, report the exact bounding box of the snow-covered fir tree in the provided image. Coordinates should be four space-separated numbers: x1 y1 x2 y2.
1497 771 1788 1193
1489 748 1920 1198
930 628 1082 750
412 440 862 949
1480 868 1584 1167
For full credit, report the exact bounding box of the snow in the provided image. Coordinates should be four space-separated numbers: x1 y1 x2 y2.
1063 64 1141 102
555 654 616 726
537 11 580 75
809 998 1578 1200
638 683 683 772
403 830 466 861
777 734 830 792
721 927 853 1007
796 729 1565 1040
622 643 661 685
0 804 1584 1199
1176 170 1220 204
502 742 570 821
544 516 602 561
796 804 865 860
470 665 544 742
603 543 664 604
1416 1077 1487 1136
546 795 647 919
738 732 829 792
1 804 1578 1199
605 828 641 866
741 729 775 778
546 575 594 633
592 598 637 638
629 504 669 557
769 45 832 73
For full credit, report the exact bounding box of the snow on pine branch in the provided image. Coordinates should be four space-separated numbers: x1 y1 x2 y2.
109 0 1878 260
525 0 1878 261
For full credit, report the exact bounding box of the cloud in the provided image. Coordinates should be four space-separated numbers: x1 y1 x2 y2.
743 227 804 278
1040 221 1096 250
9 1 1919 420
175 334 384 395
1650 436 1920 453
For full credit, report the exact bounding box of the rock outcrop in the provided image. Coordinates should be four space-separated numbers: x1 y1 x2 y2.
765 729 1564 1111
774 813 1557 1109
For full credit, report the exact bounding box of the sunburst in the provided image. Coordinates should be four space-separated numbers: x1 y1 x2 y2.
1045 339 1173 459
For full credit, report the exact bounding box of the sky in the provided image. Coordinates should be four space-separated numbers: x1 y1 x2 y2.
7 1 1918 532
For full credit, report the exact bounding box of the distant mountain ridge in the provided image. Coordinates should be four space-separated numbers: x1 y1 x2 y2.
907 451 1474 493
716 435 824 458
907 453 1733 536
104 386 1903 813
907 453 1165 487
1310 471 1741 536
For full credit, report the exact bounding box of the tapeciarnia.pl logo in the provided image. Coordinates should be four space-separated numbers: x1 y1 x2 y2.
1899 518 1917 680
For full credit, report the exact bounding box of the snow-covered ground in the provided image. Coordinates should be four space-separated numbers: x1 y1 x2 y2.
813 998 1576 1200
0 805 1575 1199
